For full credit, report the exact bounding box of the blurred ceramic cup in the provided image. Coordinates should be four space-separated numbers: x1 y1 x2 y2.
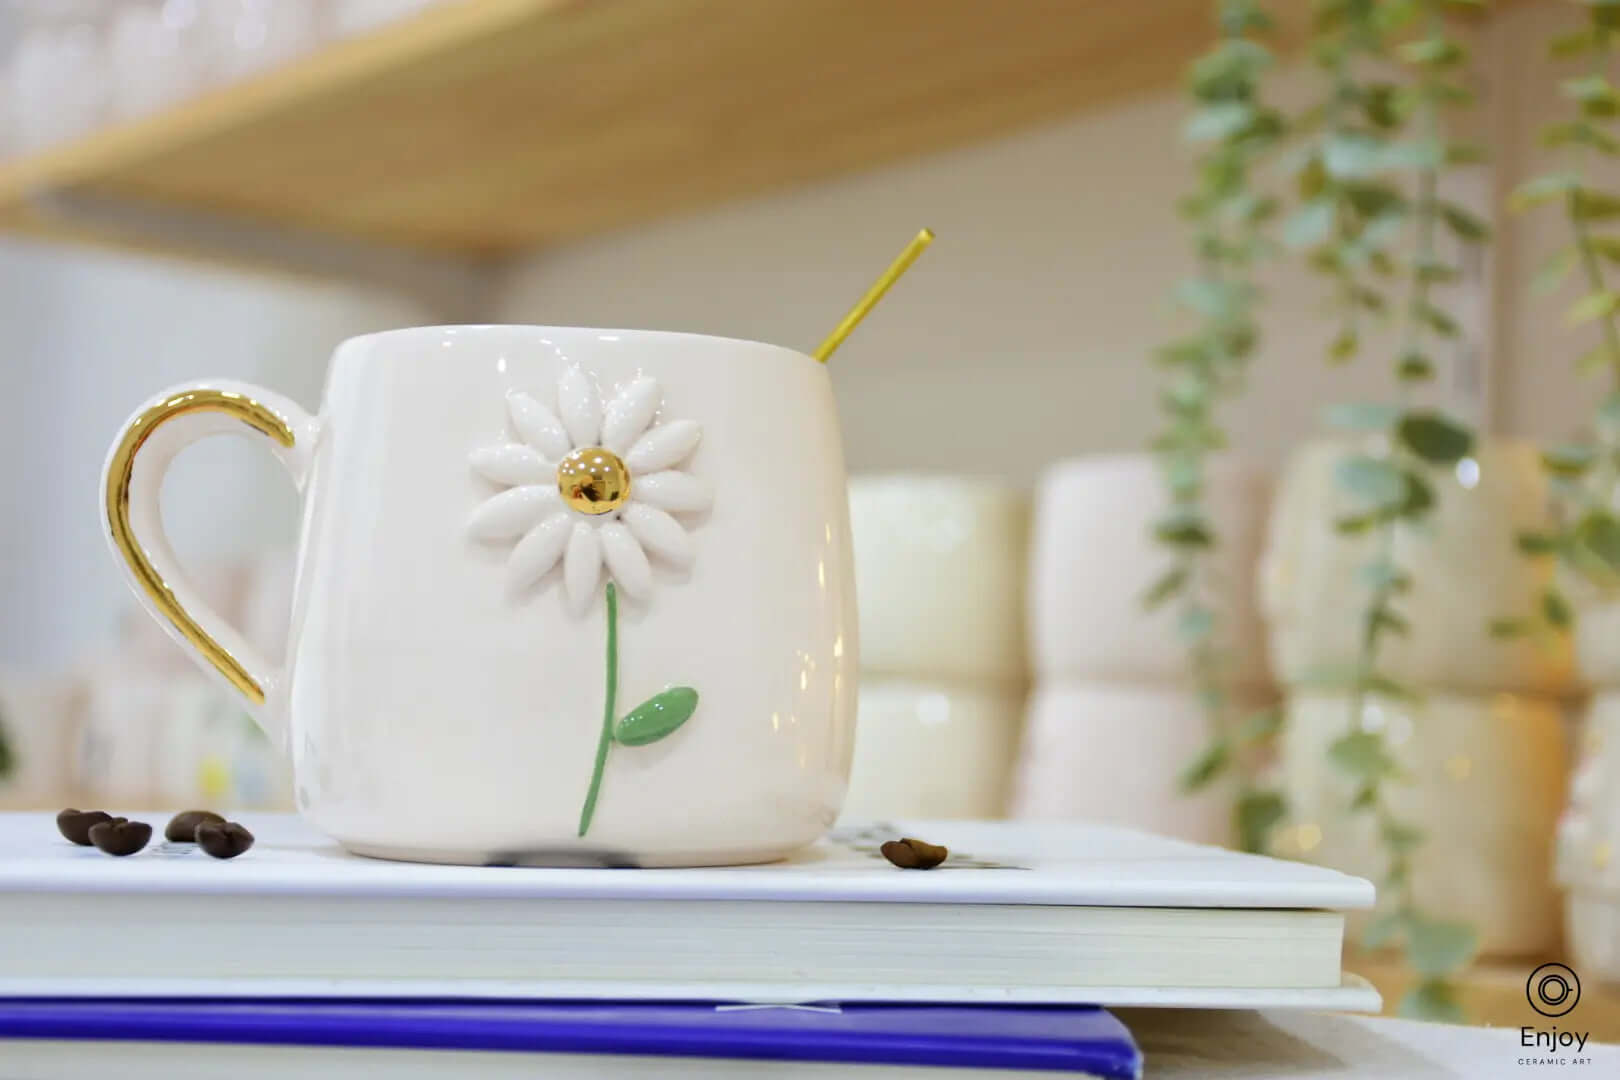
848 476 1030 687
1558 691 1620 981
0 670 86 810
841 678 1021 821
1261 438 1573 694
1009 682 1254 846
1028 454 1272 688
1279 690 1567 958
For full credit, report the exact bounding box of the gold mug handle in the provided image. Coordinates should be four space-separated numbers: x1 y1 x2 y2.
101 381 316 746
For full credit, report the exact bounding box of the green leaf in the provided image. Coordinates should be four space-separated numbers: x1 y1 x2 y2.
1543 588 1574 629
1400 979 1467 1024
1545 122 1620 155
1141 565 1189 610
1154 510 1214 548
1579 343 1620 373
1283 198 1335 249
1444 141 1487 165
1489 616 1532 639
1566 290 1620 325
1516 531 1561 555
1396 411 1474 465
1235 790 1286 854
1414 258 1460 285
1238 706 1284 743
1406 918 1478 978
1574 510 1620 580
1588 234 1620 263
1381 819 1425 853
1325 402 1401 431
1564 74 1620 116
1400 471 1436 519
1361 909 1407 950
1574 189 1620 220
1349 782 1378 811
1364 672 1420 702
0 716 12 780
1184 102 1257 142
1370 608 1410 637
1549 28 1598 58
1414 301 1460 337
1600 390 1620 432
1335 513 1379 535
1178 606 1215 644
1533 246 1578 296
1542 443 1598 474
1357 560 1411 593
1324 133 1388 179
1328 731 1398 779
1179 738 1231 792
1327 327 1358 364
1510 173 1579 212
1335 455 1407 507
613 686 699 747
1397 352 1434 382
1438 203 1489 243
1398 36 1464 67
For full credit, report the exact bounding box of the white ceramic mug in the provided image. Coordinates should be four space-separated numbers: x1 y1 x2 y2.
102 326 859 866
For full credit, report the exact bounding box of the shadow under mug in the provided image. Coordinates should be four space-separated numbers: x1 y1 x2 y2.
102 325 859 866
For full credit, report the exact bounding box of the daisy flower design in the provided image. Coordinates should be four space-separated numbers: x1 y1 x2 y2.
468 364 709 839
468 365 710 614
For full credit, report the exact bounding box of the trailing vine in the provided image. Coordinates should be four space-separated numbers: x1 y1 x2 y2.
1282 0 1487 1022
1149 0 1288 855
1496 3 1620 637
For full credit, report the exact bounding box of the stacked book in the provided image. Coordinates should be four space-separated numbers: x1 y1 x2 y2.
0 813 1377 1076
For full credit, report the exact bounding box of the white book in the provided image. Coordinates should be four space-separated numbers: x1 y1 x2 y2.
0 813 1379 1011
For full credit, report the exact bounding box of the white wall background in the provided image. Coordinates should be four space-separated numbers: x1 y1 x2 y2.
0 240 430 669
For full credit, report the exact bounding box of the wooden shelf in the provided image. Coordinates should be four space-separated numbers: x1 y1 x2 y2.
0 0 1234 263
1349 950 1620 1042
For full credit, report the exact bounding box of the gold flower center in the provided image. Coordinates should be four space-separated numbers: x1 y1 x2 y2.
557 446 631 515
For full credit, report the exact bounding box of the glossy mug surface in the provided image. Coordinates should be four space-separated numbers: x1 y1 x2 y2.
102 326 859 866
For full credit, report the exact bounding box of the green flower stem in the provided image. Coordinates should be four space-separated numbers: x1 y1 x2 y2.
577 582 618 838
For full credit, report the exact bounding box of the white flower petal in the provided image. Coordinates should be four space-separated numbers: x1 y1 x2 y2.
633 470 713 513
600 376 662 455
625 419 702 473
507 391 572 460
564 521 603 614
558 364 602 449
623 503 694 568
468 486 559 540
506 513 572 589
470 444 551 486
599 521 652 598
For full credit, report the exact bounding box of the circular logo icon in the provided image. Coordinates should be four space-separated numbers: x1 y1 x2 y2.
1527 963 1581 1018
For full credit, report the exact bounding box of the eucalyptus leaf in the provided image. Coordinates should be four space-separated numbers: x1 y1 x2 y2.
1438 203 1489 243
1542 444 1598 474
1406 919 1478 978
1579 343 1620 373
1335 455 1407 507
1398 36 1464 67
1549 28 1598 58
1488 616 1532 639
1542 587 1574 629
1532 246 1578 295
1574 189 1620 220
1381 819 1424 853
1325 402 1401 431
1566 291 1620 325
1235 790 1286 854
1370 608 1410 637
1600 390 1620 431
1361 909 1407 949
1364 672 1420 702
1141 565 1189 610
1357 560 1412 593
1574 511 1620 580
1179 737 1231 792
1509 173 1579 212
1414 301 1460 337
1329 731 1398 779
1400 979 1466 1024
1397 352 1434 382
1516 531 1561 555
1238 706 1284 742
1327 327 1359 364
613 687 699 747
1185 103 1257 142
1324 133 1388 179
1563 73 1620 116
1283 198 1335 249
1154 510 1214 548
1396 411 1474 465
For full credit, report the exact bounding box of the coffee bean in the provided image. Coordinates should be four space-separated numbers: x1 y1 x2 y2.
196 821 254 860
164 809 226 843
56 809 113 846
880 836 948 870
88 818 152 857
